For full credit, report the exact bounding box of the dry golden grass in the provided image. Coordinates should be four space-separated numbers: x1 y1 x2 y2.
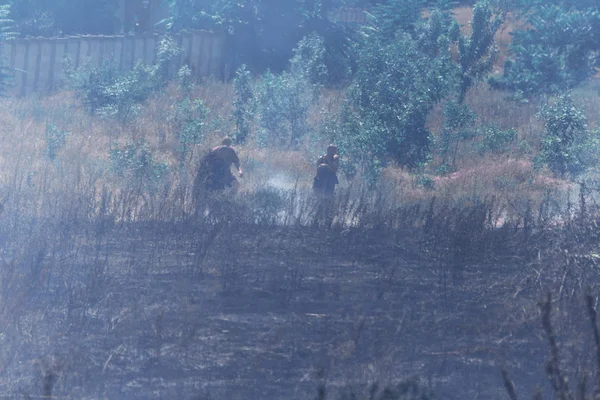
0 70 593 227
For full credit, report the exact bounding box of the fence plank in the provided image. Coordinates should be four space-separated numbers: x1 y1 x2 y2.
0 31 224 96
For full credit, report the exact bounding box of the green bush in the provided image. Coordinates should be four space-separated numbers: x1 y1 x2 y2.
231 64 254 144
290 33 328 85
109 141 168 187
177 65 193 94
168 97 209 158
349 31 455 168
489 5 600 98
97 62 156 121
439 101 477 170
65 36 181 122
152 36 182 85
538 94 591 177
477 125 518 155
44 124 68 161
256 70 313 148
65 58 154 121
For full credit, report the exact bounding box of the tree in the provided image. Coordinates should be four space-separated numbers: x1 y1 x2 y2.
489 5 600 98
7 0 119 36
165 0 355 77
455 0 502 103
538 94 589 177
348 31 456 168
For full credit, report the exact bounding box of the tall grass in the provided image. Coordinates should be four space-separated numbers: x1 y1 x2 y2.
0 77 599 397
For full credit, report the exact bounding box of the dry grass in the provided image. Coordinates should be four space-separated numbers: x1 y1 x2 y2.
0 74 583 229
0 75 599 399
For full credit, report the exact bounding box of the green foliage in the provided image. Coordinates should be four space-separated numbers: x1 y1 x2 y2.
538 94 590 177
168 97 209 157
231 64 254 144
109 141 168 187
165 0 354 76
439 101 477 170
64 57 121 114
456 0 502 102
44 124 68 161
65 56 155 121
65 36 181 122
8 0 119 36
339 2 502 171
177 65 193 94
153 35 183 85
371 0 427 40
444 102 477 132
290 34 328 85
255 70 313 148
477 124 518 154
97 62 156 121
415 8 459 58
349 32 456 168
162 0 216 32
490 5 600 98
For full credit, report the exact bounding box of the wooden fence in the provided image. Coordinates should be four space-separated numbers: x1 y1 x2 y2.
335 8 367 27
1 31 225 96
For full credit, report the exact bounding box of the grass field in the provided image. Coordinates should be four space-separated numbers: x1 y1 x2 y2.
0 60 600 398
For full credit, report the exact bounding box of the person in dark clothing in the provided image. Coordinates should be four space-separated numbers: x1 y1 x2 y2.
313 144 340 195
194 137 243 195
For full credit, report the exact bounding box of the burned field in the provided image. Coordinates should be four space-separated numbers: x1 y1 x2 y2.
0 207 596 400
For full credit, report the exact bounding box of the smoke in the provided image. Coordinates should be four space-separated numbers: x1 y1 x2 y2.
266 172 300 191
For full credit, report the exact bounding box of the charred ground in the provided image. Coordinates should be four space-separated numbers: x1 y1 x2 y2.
1 192 599 399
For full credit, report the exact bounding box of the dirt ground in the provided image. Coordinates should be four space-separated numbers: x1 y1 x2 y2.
0 220 592 399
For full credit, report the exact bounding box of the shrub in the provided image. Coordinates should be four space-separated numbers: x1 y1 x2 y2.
176 65 193 94
489 5 600 98
290 33 328 85
109 141 168 188
231 64 254 144
65 35 181 122
477 125 518 155
96 62 156 121
168 97 209 159
152 35 182 85
65 58 155 121
63 57 120 113
538 94 590 177
44 124 68 161
349 32 456 168
255 70 313 148
439 101 477 170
